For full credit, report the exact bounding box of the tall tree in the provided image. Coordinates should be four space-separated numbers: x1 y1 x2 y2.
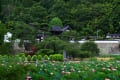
49 17 63 30
0 21 7 45
11 21 36 40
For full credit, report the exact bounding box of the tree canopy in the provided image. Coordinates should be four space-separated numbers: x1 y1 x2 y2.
0 0 120 38
49 17 63 30
80 41 100 56
0 21 7 45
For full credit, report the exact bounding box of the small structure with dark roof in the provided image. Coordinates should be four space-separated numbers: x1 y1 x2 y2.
35 25 72 42
106 34 120 38
61 25 72 31
50 25 72 35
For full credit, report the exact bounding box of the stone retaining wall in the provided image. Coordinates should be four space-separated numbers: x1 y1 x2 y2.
78 41 120 55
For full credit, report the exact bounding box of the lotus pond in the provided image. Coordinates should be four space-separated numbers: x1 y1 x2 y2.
1 60 120 80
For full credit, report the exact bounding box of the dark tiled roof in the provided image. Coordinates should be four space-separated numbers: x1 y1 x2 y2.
36 34 43 36
29 23 35 27
61 25 71 31
107 34 120 36
51 26 62 31
51 25 72 32
36 33 48 37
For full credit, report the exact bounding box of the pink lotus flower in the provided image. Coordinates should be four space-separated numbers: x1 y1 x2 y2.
62 71 66 74
54 68 56 70
17 62 20 64
105 78 110 80
92 69 95 72
1 64 4 66
112 69 116 71
50 72 53 75
40 77 42 80
66 72 70 75
78 71 81 73
117 61 120 63
9 65 12 68
64 66 66 68
27 76 31 79
52 64 54 65
108 69 111 71
111 67 114 70
35 64 37 67
26 76 31 80
24 64 27 66
85 68 87 71
81 65 83 67
70 69 75 71
107 66 110 68
102 67 106 70
53 61 55 62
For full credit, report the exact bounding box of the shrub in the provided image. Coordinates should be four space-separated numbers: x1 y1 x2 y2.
38 55 42 61
44 55 48 60
0 43 12 55
15 55 19 58
27 55 31 61
49 55 53 61
21 55 26 62
60 54 64 61
114 56 120 60
37 51 41 56
79 51 92 58
37 49 54 56
89 57 97 61
19 53 25 57
4 55 8 61
0 64 34 80
0 55 2 58
65 43 80 58
32 55 37 61
52 54 64 61
15 55 20 62
57 54 64 61
0 55 2 61
4 55 8 58
53 55 57 61
8 56 14 62
80 41 99 56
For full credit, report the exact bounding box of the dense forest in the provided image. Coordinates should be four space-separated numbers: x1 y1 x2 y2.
0 0 120 40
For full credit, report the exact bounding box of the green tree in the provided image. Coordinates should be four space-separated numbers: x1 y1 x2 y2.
30 4 48 23
36 36 66 54
79 51 92 59
49 17 63 30
65 42 80 58
61 30 79 40
37 49 54 56
0 21 13 55
12 21 36 40
80 41 99 56
0 0 1 12
0 21 7 45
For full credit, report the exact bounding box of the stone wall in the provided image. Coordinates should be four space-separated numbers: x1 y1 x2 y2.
78 41 120 55
13 42 25 54
97 43 120 55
